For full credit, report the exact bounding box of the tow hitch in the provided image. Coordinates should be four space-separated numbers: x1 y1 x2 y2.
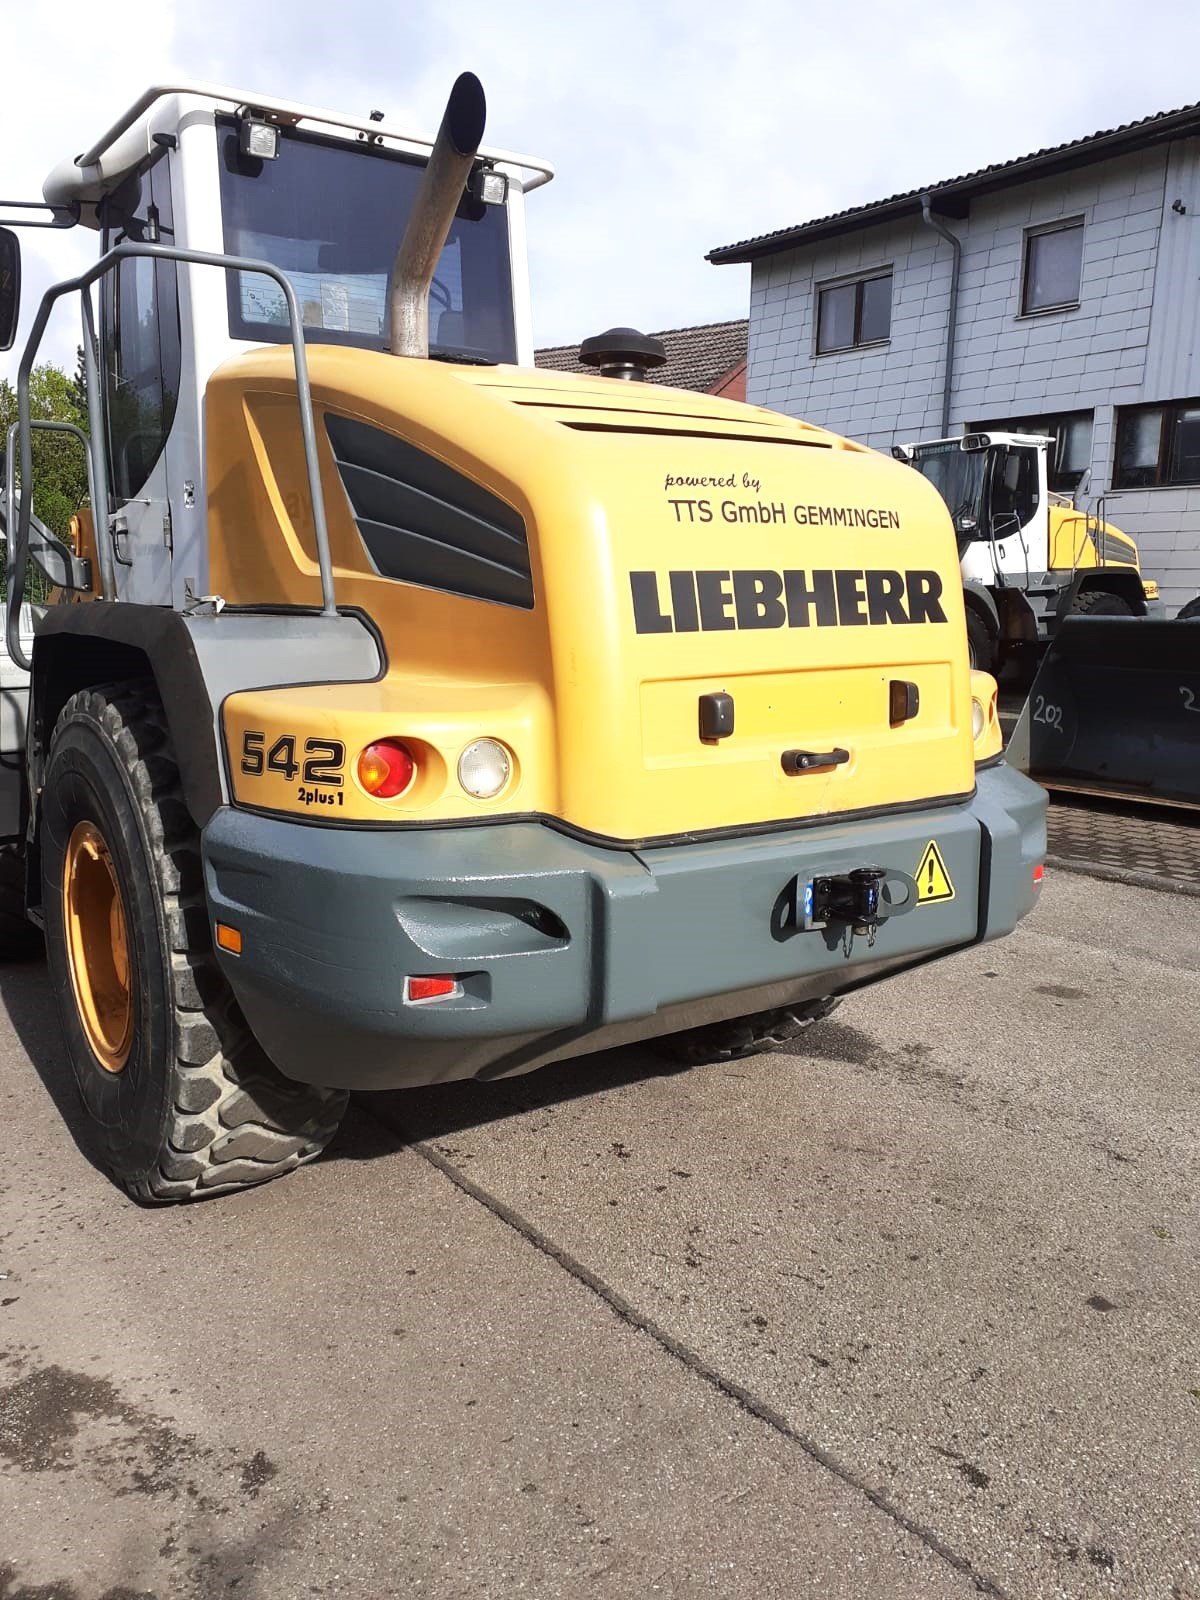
802 866 916 954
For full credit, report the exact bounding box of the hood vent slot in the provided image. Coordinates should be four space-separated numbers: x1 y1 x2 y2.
557 420 832 447
326 413 533 609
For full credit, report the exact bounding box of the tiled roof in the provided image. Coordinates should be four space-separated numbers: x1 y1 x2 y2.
708 100 1200 264
536 317 747 392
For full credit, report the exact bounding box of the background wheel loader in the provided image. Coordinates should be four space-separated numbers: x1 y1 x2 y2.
894 431 1165 673
896 432 1200 809
0 75 1045 1202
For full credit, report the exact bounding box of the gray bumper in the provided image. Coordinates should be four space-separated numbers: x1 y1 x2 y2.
202 762 1046 1090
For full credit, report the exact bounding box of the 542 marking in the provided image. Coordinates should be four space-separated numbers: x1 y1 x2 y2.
240 732 347 808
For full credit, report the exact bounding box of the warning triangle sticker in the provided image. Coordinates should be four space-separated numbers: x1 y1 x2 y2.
915 840 955 904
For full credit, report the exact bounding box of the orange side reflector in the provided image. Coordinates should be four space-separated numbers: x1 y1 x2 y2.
1033 864 1045 887
215 922 243 955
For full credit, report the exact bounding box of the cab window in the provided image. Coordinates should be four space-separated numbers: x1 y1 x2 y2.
100 156 181 504
989 447 1038 532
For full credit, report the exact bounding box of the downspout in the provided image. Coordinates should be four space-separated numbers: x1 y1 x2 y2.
919 194 961 436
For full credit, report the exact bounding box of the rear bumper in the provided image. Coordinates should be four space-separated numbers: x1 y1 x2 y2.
202 762 1046 1090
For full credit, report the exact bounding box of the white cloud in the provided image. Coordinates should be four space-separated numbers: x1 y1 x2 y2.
4 0 1199 383
0 0 178 378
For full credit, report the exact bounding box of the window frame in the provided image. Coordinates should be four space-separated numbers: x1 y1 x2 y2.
814 268 892 356
1113 399 1200 491
1019 217 1085 317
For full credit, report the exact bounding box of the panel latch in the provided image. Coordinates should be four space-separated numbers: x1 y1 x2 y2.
698 691 734 743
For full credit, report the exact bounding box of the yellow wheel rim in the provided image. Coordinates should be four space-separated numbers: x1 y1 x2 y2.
63 819 133 1073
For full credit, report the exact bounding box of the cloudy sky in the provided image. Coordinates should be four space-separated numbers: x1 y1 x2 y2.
3 0 1199 382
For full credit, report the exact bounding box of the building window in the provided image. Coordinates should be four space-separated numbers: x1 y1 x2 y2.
816 271 891 354
971 411 1093 493
1021 219 1084 315
1114 400 1200 489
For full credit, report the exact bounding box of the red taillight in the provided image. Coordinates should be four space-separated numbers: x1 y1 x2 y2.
1033 863 1045 887
405 975 459 1003
357 739 415 798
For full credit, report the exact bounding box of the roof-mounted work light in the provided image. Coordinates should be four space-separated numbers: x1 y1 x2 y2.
470 164 508 206
238 116 280 160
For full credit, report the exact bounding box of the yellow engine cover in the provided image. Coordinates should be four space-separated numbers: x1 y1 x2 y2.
209 350 976 842
1048 504 1140 572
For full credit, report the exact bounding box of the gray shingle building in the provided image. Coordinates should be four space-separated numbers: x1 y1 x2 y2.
709 104 1200 613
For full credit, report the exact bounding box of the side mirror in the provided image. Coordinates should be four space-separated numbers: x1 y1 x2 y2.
0 228 20 352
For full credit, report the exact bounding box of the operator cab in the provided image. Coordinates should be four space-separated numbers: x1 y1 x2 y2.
895 433 1048 554
6 84 553 612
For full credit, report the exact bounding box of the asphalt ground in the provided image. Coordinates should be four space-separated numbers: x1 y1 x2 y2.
1 867 1197 1599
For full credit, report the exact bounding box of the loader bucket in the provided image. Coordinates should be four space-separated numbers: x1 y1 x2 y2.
1007 617 1200 809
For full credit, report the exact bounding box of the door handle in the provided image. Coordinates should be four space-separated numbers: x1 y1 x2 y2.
110 512 132 567
781 748 850 775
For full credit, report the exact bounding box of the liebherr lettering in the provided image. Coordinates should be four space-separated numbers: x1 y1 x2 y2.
628 569 948 634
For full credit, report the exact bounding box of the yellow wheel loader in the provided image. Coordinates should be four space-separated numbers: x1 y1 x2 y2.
895 433 1200 808
0 75 1045 1201
894 432 1163 674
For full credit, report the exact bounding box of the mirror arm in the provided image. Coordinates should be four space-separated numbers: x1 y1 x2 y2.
0 199 79 230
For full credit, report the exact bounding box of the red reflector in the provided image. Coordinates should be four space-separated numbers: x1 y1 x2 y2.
1033 864 1045 886
358 739 415 798
406 975 457 1003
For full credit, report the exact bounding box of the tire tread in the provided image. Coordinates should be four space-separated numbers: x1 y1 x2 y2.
50 681 346 1202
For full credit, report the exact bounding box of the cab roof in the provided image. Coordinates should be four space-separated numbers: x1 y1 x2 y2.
43 80 554 225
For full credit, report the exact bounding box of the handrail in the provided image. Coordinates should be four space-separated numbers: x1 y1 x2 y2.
71 81 554 190
9 240 338 671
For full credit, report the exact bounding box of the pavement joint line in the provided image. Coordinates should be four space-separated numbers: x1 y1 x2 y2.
1045 853 1200 899
370 1106 1011 1599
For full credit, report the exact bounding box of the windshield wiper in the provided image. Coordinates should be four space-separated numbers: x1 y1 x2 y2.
429 348 496 366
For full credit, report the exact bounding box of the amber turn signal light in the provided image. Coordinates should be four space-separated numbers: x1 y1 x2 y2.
357 739 416 799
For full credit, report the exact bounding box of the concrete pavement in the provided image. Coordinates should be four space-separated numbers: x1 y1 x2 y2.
1 870 1197 1597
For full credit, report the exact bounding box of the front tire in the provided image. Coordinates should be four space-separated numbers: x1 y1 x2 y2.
41 681 346 1202
1069 588 1134 617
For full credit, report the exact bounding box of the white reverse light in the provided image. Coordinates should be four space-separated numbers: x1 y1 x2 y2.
971 697 986 741
458 738 511 799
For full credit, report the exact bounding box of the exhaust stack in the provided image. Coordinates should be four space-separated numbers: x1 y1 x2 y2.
388 72 486 358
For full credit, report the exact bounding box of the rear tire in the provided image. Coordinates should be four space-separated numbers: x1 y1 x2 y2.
0 840 41 961
654 995 841 1068
1069 589 1134 617
41 680 347 1202
1176 596 1200 621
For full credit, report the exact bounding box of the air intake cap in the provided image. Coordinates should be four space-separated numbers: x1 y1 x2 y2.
579 326 667 381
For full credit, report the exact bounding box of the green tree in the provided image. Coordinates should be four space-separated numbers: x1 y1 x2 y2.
0 359 90 542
